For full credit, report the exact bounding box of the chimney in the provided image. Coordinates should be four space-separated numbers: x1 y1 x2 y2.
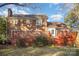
8 8 12 17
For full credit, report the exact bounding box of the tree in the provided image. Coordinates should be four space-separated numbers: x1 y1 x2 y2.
64 4 79 30
0 3 41 10
0 17 6 40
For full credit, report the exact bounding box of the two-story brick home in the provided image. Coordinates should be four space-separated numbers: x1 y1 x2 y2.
7 8 48 46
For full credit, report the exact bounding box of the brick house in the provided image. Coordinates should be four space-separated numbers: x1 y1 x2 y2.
6 8 69 46
7 8 48 46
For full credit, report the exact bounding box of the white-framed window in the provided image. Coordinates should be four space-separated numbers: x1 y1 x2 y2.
36 19 42 26
52 29 54 34
48 28 56 37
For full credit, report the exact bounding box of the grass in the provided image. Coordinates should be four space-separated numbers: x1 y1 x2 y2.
0 46 79 56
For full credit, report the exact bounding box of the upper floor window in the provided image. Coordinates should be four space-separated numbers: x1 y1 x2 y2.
36 19 42 26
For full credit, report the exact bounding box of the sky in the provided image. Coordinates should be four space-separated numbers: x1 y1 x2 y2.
0 3 74 23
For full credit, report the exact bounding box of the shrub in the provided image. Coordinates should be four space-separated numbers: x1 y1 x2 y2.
0 34 6 45
0 17 6 45
16 38 26 48
35 35 48 47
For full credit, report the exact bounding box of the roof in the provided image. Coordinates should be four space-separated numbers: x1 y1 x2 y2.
47 22 67 28
7 14 48 21
8 14 47 18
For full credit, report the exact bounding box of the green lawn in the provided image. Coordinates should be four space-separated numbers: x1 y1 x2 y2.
0 46 79 56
